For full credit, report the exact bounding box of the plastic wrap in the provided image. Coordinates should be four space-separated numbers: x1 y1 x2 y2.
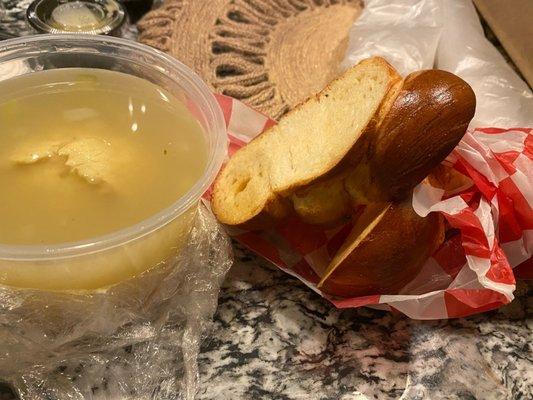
0 205 233 399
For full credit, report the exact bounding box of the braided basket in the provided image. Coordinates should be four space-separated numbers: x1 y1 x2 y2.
138 0 362 118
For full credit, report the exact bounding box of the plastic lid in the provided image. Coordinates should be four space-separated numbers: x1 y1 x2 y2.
26 0 126 35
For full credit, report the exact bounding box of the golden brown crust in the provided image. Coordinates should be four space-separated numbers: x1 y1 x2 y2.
369 69 476 199
289 69 476 223
212 63 473 298
212 56 402 228
291 172 352 225
213 64 475 243
272 57 402 195
319 201 445 298
288 70 475 222
236 195 293 230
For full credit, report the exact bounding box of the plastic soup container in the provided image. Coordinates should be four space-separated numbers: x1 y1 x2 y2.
0 35 226 291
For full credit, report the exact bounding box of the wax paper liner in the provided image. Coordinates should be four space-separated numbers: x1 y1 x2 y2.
209 93 532 320
0 206 233 399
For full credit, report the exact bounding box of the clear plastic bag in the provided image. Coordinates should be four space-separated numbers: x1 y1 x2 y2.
0 205 233 400
435 0 533 127
342 0 533 127
342 0 444 75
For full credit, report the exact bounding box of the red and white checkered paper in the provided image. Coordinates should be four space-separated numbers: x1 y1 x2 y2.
206 94 532 320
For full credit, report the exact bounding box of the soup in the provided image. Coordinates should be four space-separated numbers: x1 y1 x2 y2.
0 68 207 245
0 68 211 290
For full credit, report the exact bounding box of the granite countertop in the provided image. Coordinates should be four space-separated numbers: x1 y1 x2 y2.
194 243 532 400
0 3 531 400
0 243 531 400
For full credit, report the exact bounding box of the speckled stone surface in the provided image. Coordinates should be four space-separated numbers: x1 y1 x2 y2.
1 242 529 400
194 243 532 400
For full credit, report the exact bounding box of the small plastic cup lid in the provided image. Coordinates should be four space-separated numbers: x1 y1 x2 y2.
26 0 126 35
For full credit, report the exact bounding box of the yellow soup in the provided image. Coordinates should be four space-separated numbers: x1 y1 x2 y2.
0 68 207 290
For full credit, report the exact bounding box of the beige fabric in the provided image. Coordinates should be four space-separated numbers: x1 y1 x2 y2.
138 0 362 119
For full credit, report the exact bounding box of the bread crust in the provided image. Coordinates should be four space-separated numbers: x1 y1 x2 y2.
369 69 476 199
290 69 476 225
211 61 476 299
319 200 445 297
212 57 402 227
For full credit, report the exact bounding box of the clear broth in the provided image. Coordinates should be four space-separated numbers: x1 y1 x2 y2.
0 68 207 245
